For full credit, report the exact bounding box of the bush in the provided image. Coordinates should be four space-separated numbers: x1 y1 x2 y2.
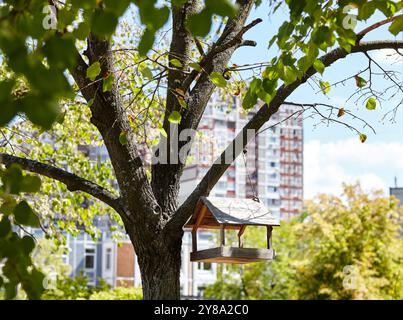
89 287 143 300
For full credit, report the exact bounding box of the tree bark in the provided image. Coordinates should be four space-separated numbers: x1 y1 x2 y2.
131 230 184 300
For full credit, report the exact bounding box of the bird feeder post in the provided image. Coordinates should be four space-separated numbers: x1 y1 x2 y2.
192 229 197 252
238 225 246 248
220 224 226 247
191 205 208 253
266 225 273 249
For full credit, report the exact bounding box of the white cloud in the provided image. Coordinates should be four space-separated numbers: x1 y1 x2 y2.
304 138 403 199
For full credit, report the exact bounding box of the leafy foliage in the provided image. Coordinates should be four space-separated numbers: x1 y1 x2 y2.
41 271 110 300
0 0 236 130
0 164 45 299
89 287 143 300
243 0 402 141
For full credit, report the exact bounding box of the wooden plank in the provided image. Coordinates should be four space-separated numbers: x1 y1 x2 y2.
192 205 208 232
190 246 275 264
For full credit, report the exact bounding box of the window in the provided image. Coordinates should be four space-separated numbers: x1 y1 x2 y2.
217 181 227 190
197 286 206 297
105 248 112 270
85 247 95 269
61 246 69 265
197 262 212 271
267 186 277 193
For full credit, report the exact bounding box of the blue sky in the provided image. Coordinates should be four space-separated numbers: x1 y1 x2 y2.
229 3 403 198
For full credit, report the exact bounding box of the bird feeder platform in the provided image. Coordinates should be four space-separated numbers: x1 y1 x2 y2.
184 197 280 264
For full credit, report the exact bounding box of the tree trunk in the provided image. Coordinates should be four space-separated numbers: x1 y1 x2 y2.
133 231 184 300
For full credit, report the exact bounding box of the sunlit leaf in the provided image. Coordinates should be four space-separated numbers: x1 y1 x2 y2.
168 111 182 124
210 72 227 88
365 97 376 110
87 62 101 81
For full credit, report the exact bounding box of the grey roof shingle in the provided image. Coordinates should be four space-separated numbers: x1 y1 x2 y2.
197 196 280 226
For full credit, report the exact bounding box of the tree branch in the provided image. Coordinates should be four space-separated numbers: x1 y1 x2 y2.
151 0 257 216
67 32 162 236
357 14 403 42
0 153 124 215
168 39 403 231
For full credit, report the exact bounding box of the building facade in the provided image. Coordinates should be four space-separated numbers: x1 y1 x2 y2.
31 224 136 288
390 187 403 205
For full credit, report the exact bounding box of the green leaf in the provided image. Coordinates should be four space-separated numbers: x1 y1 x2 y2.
365 97 376 110
262 78 278 95
20 175 41 193
319 80 331 94
359 133 367 143
119 131 128 145
55 110 67 124
0 217 12 238
92 10 119 36
172 0 187 7
43 37 77 69
138 29 155 57
207 0 238 16
281 66 298 84
13 201 40 227
87 62 101 81
355 75 367 88
277 22 294 48
21 236 35 254
210 72 227 88
73 21 91 40
103 74 115 92
23 268 45 300
141 67 154 81
88 98 94 107
313 60 325 74
168 111 182 124
20 96 60 130
189 62 202 72
0 197 17 215
177 96 187 109
2 164 23 194
170 59 183 68
188 9 212 37
242 90 258 110
389 16 403 36
159 127 168 138
0 81 16 126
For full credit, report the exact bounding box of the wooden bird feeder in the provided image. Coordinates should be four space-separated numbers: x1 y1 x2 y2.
184 197 280 264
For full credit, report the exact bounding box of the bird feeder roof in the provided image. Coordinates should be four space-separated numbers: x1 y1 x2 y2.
184 196 280 230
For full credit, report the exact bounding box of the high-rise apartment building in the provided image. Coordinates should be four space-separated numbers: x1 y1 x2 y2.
390 187 403 205
180 96 304 221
